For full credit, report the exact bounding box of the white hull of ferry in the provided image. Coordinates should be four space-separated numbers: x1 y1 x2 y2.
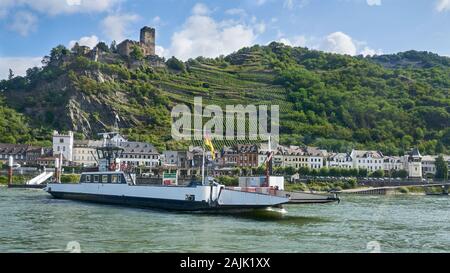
45 183 290 211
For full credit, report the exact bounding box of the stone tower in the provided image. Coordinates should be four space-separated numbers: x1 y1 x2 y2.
140 26 155 56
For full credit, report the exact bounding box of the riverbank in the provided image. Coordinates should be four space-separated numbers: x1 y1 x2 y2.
285 181 449 196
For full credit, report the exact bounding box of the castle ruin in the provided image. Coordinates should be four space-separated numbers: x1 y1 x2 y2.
117 26 156 57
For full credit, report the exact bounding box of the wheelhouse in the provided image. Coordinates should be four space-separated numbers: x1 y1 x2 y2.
80 172 133 184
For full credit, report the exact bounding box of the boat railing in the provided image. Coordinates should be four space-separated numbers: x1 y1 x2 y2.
226 186 279 196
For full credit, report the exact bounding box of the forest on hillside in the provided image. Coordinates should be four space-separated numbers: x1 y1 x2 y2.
0 42 449 155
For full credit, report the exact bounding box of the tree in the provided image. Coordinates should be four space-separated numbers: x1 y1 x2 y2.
358 168 368 177
319 168 329 177
284 166 296 175
49 45 70 65
8 69 14 80
71 42 81 54
130 45 144 60
96 42 109 52
435 155 448 180
435 142 445 154
26 67 41 82
392 169 408 178
328 168 342 177
298 167 310 176
166 56 186 72
371 170 385 178
110 40 117 52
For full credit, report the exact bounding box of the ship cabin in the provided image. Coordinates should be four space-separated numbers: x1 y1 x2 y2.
79 172 134 185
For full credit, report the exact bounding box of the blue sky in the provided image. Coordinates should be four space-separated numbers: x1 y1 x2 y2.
1 0 450 79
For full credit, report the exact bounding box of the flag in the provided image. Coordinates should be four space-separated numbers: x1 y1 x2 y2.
204 134 216 160
265 151 273 163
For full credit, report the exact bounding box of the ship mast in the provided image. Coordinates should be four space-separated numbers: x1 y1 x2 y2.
202 145 206 185
265 135 273 187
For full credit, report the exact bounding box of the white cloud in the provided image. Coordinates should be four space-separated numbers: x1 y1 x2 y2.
0 0 14 18
360 46 383 56
1 0 121 33
7 0 120 16
284 0 294 10
256 0 268 6
278 36 307 47
436 0 450 12
192 3 210 15
152 16 161 24
225 8 247 16
0 57 42 80
367 0 382 6
254 22 266 34
100 13 140 42
9 11 37 36
68 35 100 49
279 31 381 56
322 31 357 55
155 45 169 59
283 0 309 10
168 5 261 60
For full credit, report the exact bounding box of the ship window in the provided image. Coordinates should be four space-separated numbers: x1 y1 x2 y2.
94 175 99 183
86 175 91 183
102 175 108 183
111 175 118 183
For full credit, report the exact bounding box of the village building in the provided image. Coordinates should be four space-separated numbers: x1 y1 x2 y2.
0 144 47 166
421 155 450 178
327 152 353 169
305 147 327 170
36 155 70 167
52 131 74 162
235 144 259 168
383 156 404 174
73 140 103 167
276 146 308 169
119 141 160 168
350 150 384 172
404 148 422 178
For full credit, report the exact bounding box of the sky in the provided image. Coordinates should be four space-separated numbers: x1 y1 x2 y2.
1 0 450 79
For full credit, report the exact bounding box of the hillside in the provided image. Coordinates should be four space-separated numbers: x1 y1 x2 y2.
0 43 449 154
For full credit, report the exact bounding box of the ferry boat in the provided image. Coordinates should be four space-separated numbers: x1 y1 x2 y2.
44 140 290 211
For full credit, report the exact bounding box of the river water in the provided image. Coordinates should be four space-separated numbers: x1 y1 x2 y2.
0 187 449 253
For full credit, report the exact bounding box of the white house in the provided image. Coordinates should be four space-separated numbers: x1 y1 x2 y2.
383 156 404 173
327 153 353 169
119 141 160 168
350 150 384 172
52 131 74 162
305 147 327 170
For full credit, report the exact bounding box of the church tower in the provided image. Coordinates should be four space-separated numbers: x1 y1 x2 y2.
140 26 156 56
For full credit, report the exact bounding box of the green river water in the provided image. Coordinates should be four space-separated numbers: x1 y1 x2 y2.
0 187 449 253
